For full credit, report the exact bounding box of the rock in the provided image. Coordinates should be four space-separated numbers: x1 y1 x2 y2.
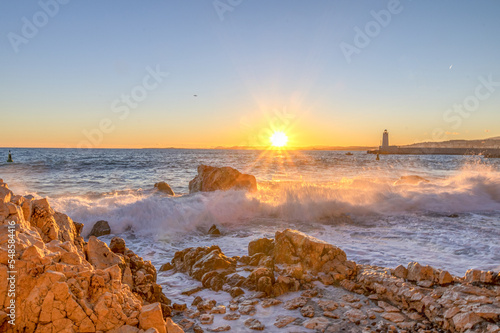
207 224 221 236
86 236 125 270
300 305 315 317
229 287 244 298
223 313 240 320
406 262 434 283
139 303 166 333
188 165 257 193
317 300 338 311
193 325 204 333
160 262 174 272
344 309 367 323
303 317 330 330
210 305 226 314
89 220 111 237
165 318 185 333
199 314 214 325
244 318 265 331
173 303 187 311
110 237 126 254
178 319 195 330
381 312 406 323
452 312 482 331
197 300 216 312
284 297 308 310
273 229 355 279
239 304 256 316
154 182 175 196
261 299 282 308
248 237 274 256
209 325 231 332
393 265 408 279
274 315 297 328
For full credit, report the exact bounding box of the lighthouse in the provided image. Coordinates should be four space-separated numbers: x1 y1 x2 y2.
382 129 389 148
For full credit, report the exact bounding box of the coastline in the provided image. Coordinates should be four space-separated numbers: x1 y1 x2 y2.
1 173 499 333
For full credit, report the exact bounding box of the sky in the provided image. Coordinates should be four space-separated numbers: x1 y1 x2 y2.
1 0 500 148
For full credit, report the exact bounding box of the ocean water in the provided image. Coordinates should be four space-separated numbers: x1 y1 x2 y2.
1 147 500 278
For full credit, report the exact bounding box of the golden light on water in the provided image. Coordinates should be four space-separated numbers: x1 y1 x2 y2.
270 131 288 147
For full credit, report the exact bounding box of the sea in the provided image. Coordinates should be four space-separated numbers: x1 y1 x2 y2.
1 148 500 316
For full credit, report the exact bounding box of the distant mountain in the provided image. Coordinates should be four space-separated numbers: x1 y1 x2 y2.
404 136 500 149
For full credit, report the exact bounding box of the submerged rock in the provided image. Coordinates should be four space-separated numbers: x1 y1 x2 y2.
89 219 111 237
154 181 175 196
207 224 221 236
188 165 257 193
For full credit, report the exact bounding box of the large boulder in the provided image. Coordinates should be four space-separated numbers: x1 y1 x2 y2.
154 182 175 196
274 229 356 281
188 165 257 193
89 220 111 237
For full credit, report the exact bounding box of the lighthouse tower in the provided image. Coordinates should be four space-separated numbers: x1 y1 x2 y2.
382 129 389 148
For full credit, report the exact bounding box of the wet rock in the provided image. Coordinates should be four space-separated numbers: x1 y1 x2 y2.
172 303 187 311
344 309 367 323
300 305 315 318
89 220 111 237
192 296 203 306
284 297 308 310
239 304 256 316
199 314 214 325
261 298 282 308
197 300 216 312
230 287 244 298
244 318 265 330
154 181 175 196
393 265 407 279
207 224 221 236
160 262 174 271
210 305 226 314
317 300 338 311
178 318 195 330
223 313 240 320
303 317 330 331
193 325 204 333
406 262 434 283
208 325 231 332
274 315 297 328
188 165 257 193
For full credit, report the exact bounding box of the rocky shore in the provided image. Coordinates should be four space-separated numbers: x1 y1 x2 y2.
1 171 499 332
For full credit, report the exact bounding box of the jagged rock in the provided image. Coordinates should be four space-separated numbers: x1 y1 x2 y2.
284 296 308 310
248 237 274 256
110 236 126 254
139 303 166 333
165 318 185 333
188 165 257 193
244 318 265 330
199 314 214 325
393 264 408 279
160 262 174 271
154 181 175 196
207 224 221 236
274 229 356 281
344 309 367 323
300 305 315 317
303 317 330 330
274 315 297 328
89 220 111 237
230 287 244 298
209 325 230 332
223 313 240 320
86 236 125 270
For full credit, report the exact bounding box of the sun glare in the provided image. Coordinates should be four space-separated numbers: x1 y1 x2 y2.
270 131 288 147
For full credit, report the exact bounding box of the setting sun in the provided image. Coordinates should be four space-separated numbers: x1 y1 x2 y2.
270 131 288 147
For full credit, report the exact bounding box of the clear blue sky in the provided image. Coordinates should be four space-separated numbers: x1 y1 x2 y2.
1 0 500 148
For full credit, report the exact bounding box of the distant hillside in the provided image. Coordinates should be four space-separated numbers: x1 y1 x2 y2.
404 136 500 149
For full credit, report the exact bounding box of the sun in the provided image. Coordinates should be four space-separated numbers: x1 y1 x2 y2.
270 131 288 147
